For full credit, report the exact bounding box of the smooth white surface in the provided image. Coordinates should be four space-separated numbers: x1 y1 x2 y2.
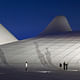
39 16 72 36
1 33 80 71
0 24 18 45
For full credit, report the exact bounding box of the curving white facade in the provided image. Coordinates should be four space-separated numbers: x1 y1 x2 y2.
0 16 80 72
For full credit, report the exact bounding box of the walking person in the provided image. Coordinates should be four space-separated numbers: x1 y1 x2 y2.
63 62 66 70
59 63 62 68
25 61 28 72
65 63 68 70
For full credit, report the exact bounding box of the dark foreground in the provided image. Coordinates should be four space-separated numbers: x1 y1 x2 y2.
0 70 80 80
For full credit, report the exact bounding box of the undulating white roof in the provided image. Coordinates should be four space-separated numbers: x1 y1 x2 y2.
0 24 18 45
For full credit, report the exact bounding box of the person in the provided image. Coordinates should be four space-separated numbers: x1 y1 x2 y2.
63 62 66 70
25 61 28 72
65 63 68 70
59 63 62 68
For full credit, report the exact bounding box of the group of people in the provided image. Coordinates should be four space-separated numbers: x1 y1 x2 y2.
25 61 69 72
59 62 68 71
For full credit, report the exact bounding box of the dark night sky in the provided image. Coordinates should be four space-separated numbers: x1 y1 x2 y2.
0 0 80 40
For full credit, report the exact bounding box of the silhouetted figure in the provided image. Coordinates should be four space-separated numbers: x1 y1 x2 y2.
63 62 66 70
65 63 68 70
59 63 62 68
25 61 28 72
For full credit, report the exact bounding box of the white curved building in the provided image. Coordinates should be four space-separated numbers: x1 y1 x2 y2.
0 16 80 72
